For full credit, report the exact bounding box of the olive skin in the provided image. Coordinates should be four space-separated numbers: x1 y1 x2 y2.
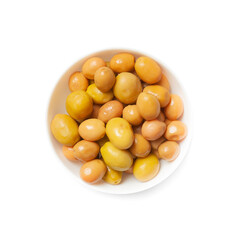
51 114 80 146
135 56 162 84
73 140 100 162
164 121 187 141
129 134 151 158
133 154 160 182
94 67 115 92
113 72 142 104
141 120 166 141
158 141 180 162
82 57 106 79
143 85 170 107
164 94 184 120
122 105 143 126
66 90 93 121
136 93 160 120
79 119 106 141
156 74 170 91
103 166 122 185
110 53 135 73
68 72 89 92
80 159 107 184
106 118 134 150
62 146 78 161
98 100 123 123
101 142 133 171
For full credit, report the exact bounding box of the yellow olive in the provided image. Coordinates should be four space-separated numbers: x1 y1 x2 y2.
97 135 109 148
122 105 143 126
133 154 160 182
98 100 123 123
157 112 165 122
158 141 180 162
62 146 78 161
66 90 93 121
110 53 135 73
129 134 151 158
79 119 105 141
103 166 122 185
156 74 170 91
94 67 115 92
101 142 133 171
68 72 89 92
143 85 170 107
136 92 160 120
150 136 166 150
87 83 113 104
113 72 142 104
51 114 80 146
106 118 134 149
164 121 187 141
142 120 166 141
164 94 184 120
90 104 101 118
73 140 100 162
82 57 106 79
80 159 107 184
135 56 162 84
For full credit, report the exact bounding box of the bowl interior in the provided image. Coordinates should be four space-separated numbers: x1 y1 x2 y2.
47 49 192 194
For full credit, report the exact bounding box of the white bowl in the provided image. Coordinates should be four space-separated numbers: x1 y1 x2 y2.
47 49 192 194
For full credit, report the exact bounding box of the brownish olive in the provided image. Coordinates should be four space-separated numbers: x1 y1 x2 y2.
110 53 135 73
94 67 115 92
129 134 151 158
164 121 187 141
136 92 160 120
142 120 166 141
158 141 180 162
73 140 100 162
82 57 106 79
98 100 123 123
122 105 143 126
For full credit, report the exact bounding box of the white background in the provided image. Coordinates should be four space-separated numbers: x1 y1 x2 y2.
0 0 240 239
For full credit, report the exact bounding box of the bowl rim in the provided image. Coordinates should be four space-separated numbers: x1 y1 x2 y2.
46 48 193 195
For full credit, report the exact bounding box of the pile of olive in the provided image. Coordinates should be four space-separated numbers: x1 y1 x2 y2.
51 52 187 185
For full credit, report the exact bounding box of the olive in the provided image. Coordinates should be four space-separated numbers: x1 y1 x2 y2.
68 72 88 92
110 53 135 73
135 56 162 84
80 159 107 184
113 72 142 104
51 114 80 146
82 57 106 79
66 90 93 121
73 140 100 162
164 121 187 141
158 141 180 162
